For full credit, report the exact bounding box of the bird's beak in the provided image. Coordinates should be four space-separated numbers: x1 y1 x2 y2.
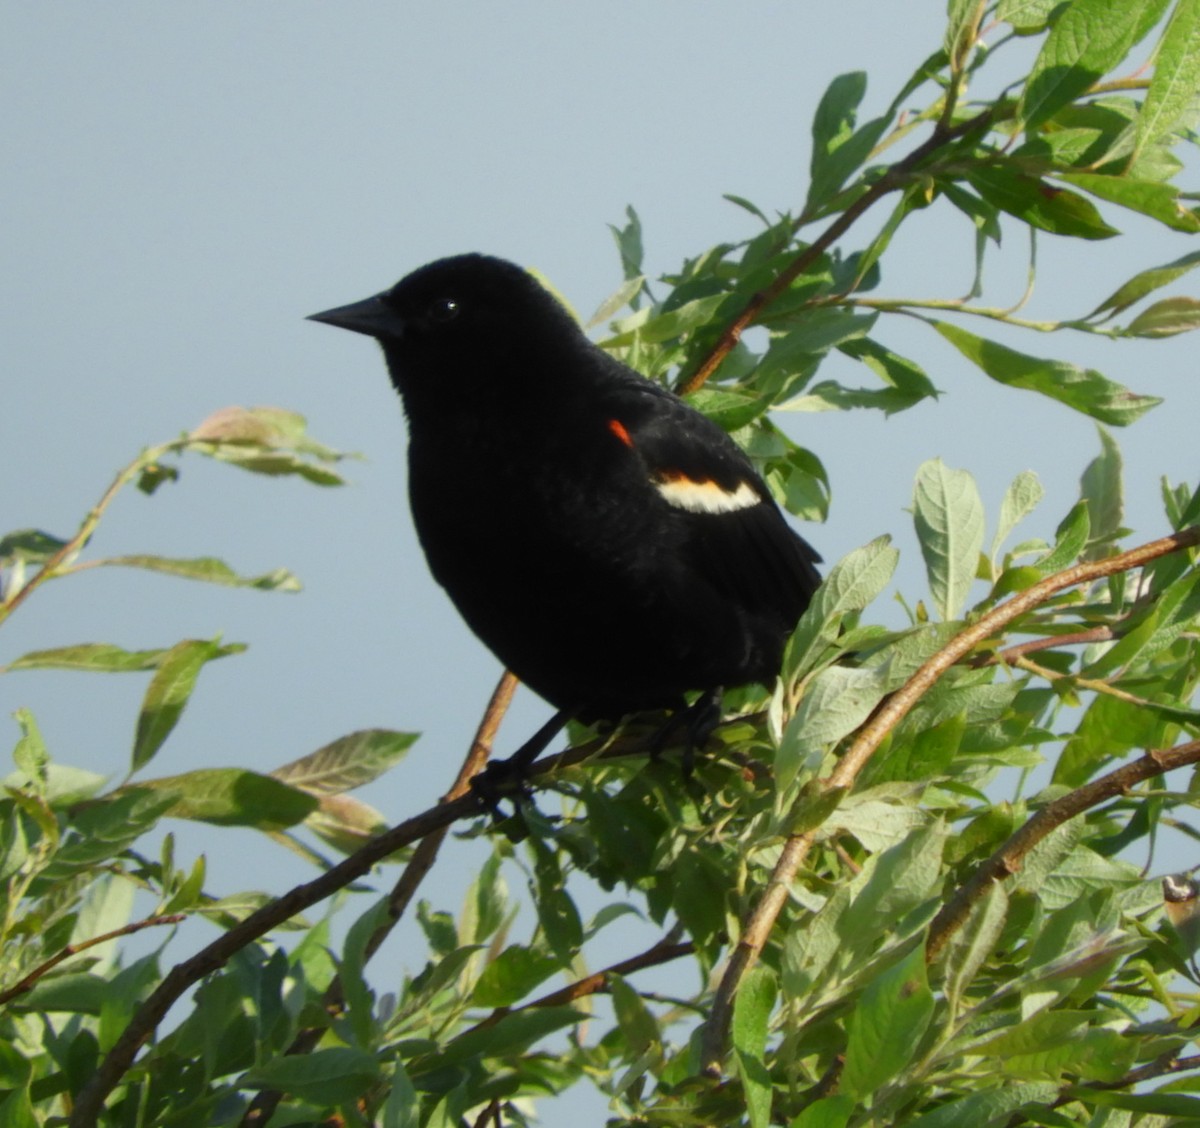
307 293 405 341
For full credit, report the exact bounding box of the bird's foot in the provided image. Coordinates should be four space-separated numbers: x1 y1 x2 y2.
470 708 572 824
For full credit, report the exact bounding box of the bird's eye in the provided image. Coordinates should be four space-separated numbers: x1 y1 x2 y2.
427 297 461 324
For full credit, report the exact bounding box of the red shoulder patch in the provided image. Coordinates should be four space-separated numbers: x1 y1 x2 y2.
607 418 634 447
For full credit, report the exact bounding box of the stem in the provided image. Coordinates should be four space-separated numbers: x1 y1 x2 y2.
0 913 185 1006
0 439 182 626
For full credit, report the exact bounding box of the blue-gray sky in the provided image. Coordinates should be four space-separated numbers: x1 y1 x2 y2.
4 3 1199 1117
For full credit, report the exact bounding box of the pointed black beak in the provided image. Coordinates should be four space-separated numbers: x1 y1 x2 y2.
307 292 405 341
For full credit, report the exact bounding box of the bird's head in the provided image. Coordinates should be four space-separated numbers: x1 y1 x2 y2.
309 254 583 416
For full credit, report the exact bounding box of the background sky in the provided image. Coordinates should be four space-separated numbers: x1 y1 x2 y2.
4 3 1199 1120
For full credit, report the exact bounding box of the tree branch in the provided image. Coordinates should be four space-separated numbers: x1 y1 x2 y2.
926 738 1200 962
674 107 993 396
238 671 517 1128
0 913 185 1007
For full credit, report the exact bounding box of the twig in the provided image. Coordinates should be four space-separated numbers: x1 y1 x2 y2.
0 439 186 624
458 928 694 1041
674 107 994 396
699 525 1200 1076
969 626 1120 668
238 671 517 1128
0 913 185 1007
926 738 1200 962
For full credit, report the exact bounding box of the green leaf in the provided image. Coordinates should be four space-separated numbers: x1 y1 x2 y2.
842 943 935 1098
788 1096 855 1128
88 554 302 592
12 708 49 787
271 729 418 796
992 470 1045 563
966 168 1119 239
188 406 350 486
472 945 560 1008
1037 499 1091 574
1088 248 1200 316
0 529 68 566
529 838 583 963
998 0 1066 34
1079 426 1123 555
131 639 245 772
941 882 1008 1015
1136 0 1200 158
946 0 985 67
732 965 777 1128
382 1058 420 1128
806 72 891 211
1019 0 1170 132
913 458 985 621
933 319 1161 425
610 973 661 1055
608 204 644 279
130 768 317 830
303 792 389 853
777 665 891 796
836 337 939 413
1058 172 1200 233
908 1082 1064 1127
242 1046 380 1106
1123 295 1200 337
6 643 170 674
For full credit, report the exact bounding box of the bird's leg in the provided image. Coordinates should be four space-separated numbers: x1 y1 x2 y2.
470 707 574 816
652 687 724 775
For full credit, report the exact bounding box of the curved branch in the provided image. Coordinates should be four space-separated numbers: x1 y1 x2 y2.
674 107 993 396
926 738 1200 962
699 524 1200 1075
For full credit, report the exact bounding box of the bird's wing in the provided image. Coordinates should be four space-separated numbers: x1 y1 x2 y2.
602 381 822 622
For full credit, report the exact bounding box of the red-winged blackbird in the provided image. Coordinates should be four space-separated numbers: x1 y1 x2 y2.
309 254 820 767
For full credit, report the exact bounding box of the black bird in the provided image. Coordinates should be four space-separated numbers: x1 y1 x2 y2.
309 254 821 771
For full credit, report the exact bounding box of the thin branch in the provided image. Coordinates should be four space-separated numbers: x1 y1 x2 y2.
674 107 995 396
926 738 1200 962
457 928 694 1042
0 913 185 1007
238 671 518 1128
699 525 1200 1076
74 696 676 1125
1075 1051 1200 1095
0 439 183 625
969 626 1120 668
71 790 483 1125
1013 654 1166 711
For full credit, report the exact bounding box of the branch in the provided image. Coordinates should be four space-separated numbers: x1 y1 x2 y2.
969 625 1120 668
238 671 517 1128
458 927 694 1042
926 738 1200 962
71 789 483 1125
674 107 993 396
74 690 677 1125
699 524 1200 1075
0 438 184 624
0 913 185 1007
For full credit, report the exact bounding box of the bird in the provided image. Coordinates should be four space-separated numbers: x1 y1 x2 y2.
309 253 821 776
